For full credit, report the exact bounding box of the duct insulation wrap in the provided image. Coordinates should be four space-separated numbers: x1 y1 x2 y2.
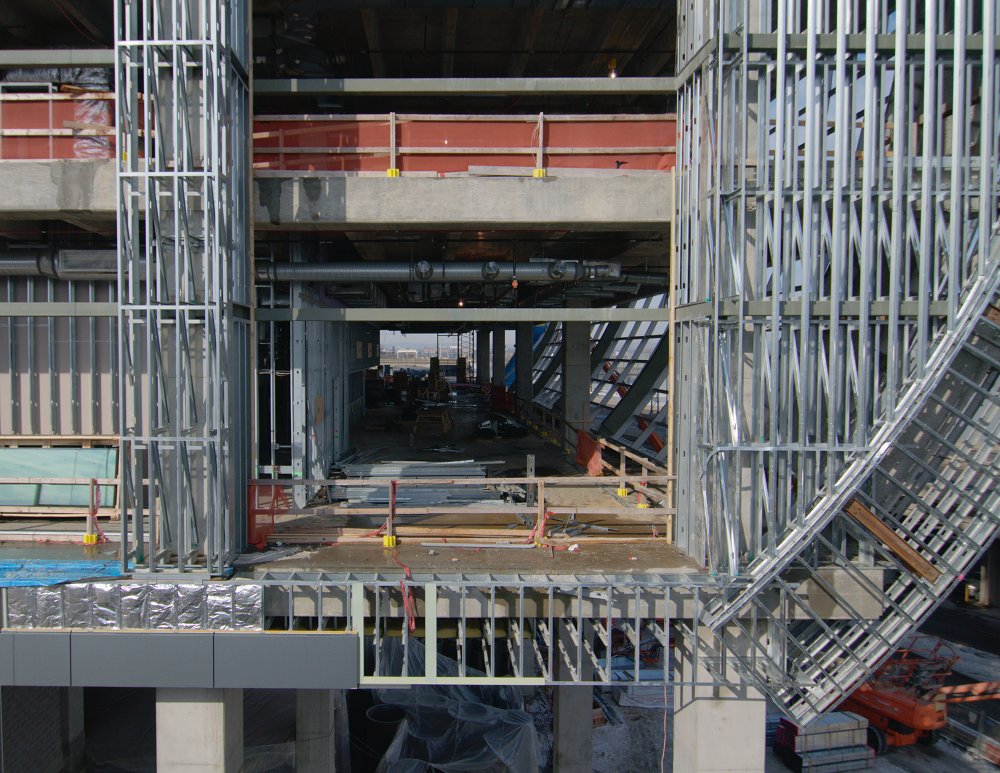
5 583 263 630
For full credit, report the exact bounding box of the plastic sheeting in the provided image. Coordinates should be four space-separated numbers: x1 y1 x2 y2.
0 447 116 507
374 639 540 772
5 582 262 630
1 67 112 159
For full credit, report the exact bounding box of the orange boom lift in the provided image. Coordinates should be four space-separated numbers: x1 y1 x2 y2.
839 636 1000 753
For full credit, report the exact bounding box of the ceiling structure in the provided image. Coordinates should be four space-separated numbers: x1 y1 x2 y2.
0 1 676 329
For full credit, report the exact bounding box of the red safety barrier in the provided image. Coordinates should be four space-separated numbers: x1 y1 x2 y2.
575 431 604 476
0 94 677 175
247 481 291 549
253 113 676 173
489 384 509 412
0 92 114 160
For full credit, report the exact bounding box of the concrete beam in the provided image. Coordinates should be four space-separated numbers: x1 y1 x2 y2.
0 161 115 220
254 173 672 230
0 49 114 67
255 76 677 96
0 162 673 231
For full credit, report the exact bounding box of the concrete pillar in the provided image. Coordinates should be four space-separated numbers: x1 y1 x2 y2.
492 326 506 386
552 619 593 771
515 322 534 405
981 539 1000 607
156 688 243 773
477 328 490 385
297 689 348 773
561 300 592 446
673 629 765 773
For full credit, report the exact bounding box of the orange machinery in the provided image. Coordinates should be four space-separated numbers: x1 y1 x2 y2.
839 636 1000 753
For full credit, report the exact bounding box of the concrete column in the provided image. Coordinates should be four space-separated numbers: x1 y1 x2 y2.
476 328 490 385
981 539 1000 607
561 300 592 446
297 689 348 773
673 629 765 773
156 688 243 773
515 322 534 405
492 326 506 386
552 619 593 771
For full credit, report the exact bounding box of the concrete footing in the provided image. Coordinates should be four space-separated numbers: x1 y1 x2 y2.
156 687 243 772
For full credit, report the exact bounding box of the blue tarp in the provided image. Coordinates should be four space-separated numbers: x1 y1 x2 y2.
0 560 123 587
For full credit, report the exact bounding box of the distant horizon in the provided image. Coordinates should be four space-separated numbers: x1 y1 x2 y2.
381 330 514 349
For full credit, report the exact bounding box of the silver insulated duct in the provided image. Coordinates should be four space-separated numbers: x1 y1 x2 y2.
0 251 622 284
256 259 621 283
0 248 117 281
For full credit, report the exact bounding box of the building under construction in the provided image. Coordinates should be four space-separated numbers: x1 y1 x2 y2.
0 1 997 770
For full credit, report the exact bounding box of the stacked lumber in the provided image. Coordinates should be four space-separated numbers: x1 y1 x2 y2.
773 712 873 772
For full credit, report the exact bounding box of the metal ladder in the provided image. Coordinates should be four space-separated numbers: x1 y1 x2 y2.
702 238 1000 724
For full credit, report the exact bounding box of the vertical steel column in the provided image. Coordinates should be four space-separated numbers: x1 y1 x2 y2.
116 0 251 574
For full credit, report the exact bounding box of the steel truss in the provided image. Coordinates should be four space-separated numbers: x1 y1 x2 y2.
530 292 671 461
116 0 251 574
676 0 1000 722
255 571 732 688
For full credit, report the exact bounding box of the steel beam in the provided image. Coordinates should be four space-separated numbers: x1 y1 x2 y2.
255 76 677 96
256 307 669 323
599 335 669 437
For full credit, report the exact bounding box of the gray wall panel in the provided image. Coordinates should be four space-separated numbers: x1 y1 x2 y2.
70 632 214 688
12 632 71 686
214 632 359 689
0 633 14 685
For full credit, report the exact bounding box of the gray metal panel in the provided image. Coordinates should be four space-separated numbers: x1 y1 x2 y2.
70 632 214 688
0 633 14 685
213 632 359 689
12 631 71 686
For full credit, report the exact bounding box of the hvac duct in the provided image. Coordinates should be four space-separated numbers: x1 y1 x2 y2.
0 249 117 281
0 251 622 284
254 259 621 283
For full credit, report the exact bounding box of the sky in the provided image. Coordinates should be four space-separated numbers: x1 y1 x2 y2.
380 331 514 349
